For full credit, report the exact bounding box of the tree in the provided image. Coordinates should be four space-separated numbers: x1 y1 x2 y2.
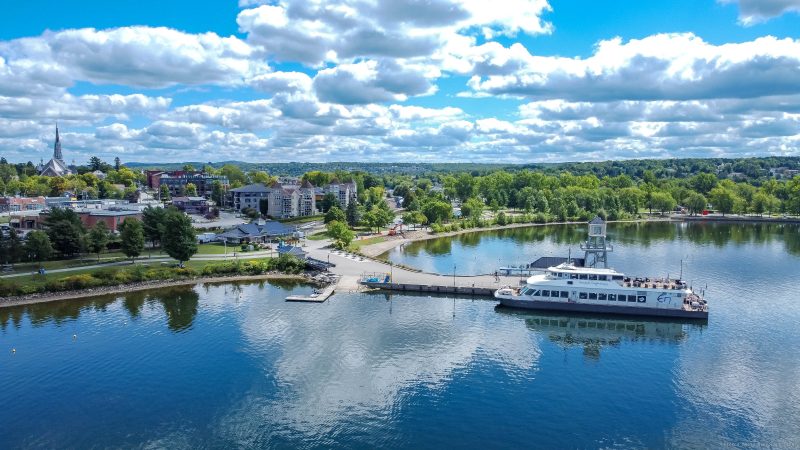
4 228 23 264
326 220 354 249
142 206 166 250
159 184 171 202
402 211 427 229
421 200 453 223
89 156 103 171
709 187 736 216
461 197 484 220
161 208 197 266
690 173 718 195
119 218 145 261
25 230 53 268
685 193 708 216
346 200 361 227
182 164 196 172
114 157 121 171
184 183 198 197
211 180 225 206
651 192 677 215
324 206 346 224
87 221 110 261
320 192 338 212
44 207 85 257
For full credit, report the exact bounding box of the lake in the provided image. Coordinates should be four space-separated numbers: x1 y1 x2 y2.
2 222 799 448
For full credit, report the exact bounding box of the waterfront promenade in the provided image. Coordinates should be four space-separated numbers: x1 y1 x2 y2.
301 238 524 294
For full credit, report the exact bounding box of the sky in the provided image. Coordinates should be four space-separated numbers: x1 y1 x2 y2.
1 0 800 165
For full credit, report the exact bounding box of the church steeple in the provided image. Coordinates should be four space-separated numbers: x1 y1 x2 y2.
53 124 63 162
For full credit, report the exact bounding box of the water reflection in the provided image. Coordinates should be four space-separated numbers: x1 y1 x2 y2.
496 308 706 360
1 286 201 333
384 222 800 275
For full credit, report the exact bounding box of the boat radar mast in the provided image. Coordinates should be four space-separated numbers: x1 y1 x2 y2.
581 216 613 268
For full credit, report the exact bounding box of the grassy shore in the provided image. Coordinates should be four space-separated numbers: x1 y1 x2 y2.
0 255 306 299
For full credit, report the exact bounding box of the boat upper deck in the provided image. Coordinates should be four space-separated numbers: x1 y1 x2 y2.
540 263 690 291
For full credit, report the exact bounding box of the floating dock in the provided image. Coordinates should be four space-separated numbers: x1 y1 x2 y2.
286 284 336 302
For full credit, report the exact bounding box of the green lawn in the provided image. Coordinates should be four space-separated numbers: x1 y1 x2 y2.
307 231 329 241
2 257 278 293
349 235 386 250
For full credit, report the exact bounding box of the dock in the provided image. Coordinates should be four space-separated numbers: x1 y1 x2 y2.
286 283 336 302
360 281 502 297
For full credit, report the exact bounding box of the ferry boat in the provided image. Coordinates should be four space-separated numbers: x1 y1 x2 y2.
494 263 708 319
494 217 709 319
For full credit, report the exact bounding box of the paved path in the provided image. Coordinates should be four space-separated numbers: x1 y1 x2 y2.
0 250 277 278
302 238 525 292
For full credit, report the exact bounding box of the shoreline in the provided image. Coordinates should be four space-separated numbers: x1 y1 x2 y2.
358 214 800 258
358 217 676 258
0 273 311 309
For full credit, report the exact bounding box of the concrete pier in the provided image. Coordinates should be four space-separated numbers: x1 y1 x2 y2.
299 238 527 300
286 283 336 302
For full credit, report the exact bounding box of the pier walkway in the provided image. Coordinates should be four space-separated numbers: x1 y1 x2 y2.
301 239 526 298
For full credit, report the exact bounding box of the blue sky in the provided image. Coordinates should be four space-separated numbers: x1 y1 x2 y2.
1 0 799 164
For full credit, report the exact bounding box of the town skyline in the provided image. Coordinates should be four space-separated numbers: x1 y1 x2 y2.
2 0 800 164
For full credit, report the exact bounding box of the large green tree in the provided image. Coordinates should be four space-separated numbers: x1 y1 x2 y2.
326 220 354 249
44 207 85 257
119 218 145 261
25 230 53 268
685 193 708 216
161 208 197 266
324 206 346 224
709 187 737 216
87 221 110 261
142 206 166 250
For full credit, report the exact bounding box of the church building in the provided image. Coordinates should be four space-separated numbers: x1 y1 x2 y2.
37 126 73 177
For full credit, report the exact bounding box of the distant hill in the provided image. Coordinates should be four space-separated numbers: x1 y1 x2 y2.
124 157 800 180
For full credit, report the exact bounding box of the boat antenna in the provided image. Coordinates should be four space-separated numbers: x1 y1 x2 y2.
568 247 571 264
679 259 683 281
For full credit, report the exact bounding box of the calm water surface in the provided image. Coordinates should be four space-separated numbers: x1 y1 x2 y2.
2 222 799 449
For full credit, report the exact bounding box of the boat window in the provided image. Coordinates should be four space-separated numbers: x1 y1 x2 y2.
522 288 533 295
560 291 569 298
588 274 597 280
570 274 578 279
598 293 607 300
551 291 560 298
619 294 627 302
579 274 588 280
588 292 598 300
532 290 540 297
608 294 616 301
542 290 550 297
579 292 588 299
599 275 608 281
637 296 647 303
627 295 637 302
612 275 624 280
567 281 573 285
